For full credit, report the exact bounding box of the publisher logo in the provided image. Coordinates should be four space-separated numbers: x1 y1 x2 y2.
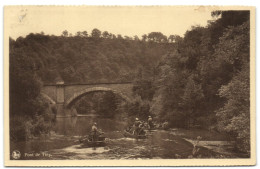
11 150 21 160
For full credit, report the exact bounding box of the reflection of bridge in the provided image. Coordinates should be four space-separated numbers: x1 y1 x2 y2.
41 82 133 117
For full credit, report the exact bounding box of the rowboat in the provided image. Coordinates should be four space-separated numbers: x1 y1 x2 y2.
123 130 147 139
79 135 106 147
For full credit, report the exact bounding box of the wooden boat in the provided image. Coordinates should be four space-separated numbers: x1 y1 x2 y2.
79 135 106 147
123 130 147 139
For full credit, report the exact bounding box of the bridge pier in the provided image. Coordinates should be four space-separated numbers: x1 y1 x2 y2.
56 104 65 117
55 81 78 117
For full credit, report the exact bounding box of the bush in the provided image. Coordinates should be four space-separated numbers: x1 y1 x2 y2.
10 97 56 141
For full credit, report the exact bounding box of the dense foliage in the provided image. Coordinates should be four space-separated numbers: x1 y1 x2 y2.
12 30 174 84
151 11 250 153
10 39 56 141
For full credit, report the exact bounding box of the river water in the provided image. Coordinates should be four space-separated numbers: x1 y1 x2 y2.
10 116 248 160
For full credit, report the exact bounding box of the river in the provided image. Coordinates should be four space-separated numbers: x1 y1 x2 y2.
10 116 249 160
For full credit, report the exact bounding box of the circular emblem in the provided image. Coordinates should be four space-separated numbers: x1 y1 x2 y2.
11 150 21 160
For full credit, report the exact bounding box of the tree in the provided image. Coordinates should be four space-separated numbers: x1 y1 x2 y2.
133 68 155 101
181 75 204 128
209 10 250 45
168 35 175 43
75 31 82 37
124 36 132 40
9 38 56 140
99 92 120 117
112 34 117 39
151 50 189 127
216 65 249 152
168 35 182 43
10 44 43 116
102 31 109 38
91 28 101 38
108 33 114 39
125 96 151 120
62 30 68 37
82 31 88 37
142 34 147 41
134 35 140 41
147 32 167 43
133 79 155 101
215 21 250 153
117 34 123 39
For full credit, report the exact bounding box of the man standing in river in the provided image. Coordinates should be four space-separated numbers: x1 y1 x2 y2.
91 122 98 141
133 118 141 135
148 116 153 129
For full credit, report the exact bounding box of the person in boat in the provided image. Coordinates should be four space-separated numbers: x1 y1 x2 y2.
126 125 133 134
91 122 99 141
162 121 169 130
133 118 141 135
138 123 146 135
148 116 153 129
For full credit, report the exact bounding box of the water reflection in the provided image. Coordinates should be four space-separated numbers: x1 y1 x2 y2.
54 116 128 138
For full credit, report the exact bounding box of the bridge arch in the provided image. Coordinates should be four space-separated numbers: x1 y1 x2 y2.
65 87 131 108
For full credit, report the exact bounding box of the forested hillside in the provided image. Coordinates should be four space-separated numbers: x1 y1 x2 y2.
10 31 174 84
151 11 250 152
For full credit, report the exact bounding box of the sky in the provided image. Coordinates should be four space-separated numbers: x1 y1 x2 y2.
5 6 215 39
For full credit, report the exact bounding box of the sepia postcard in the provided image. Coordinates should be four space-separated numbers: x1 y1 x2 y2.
4 6 255 166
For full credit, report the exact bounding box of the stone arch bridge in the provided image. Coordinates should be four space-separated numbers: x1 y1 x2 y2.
41 82 133 117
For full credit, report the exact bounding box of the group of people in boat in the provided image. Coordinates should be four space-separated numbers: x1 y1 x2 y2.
125 116 154 136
